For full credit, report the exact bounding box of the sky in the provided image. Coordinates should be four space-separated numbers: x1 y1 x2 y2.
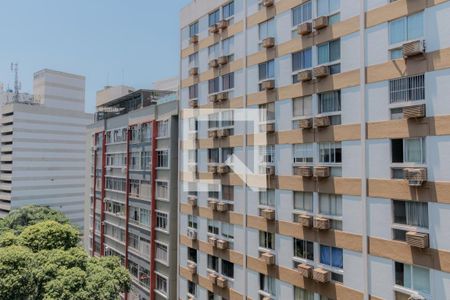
0 0 191 112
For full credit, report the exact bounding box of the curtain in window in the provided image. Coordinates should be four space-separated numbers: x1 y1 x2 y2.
331 247 343 268
320 246 331 265
405 138 423 163
318 43 329 65
294 192 313 212
319 194 342 216
294 287 314 300
329 40 340 62
319 91 341 113
389 18 406 44
406 202 428 228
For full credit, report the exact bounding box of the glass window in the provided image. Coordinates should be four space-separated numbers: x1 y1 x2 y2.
259 145 275 164
222 185 234 201
156 181 168 199
207 255 219 271
221 259 234 278
189 84 198 99
292 48 312 72
156 211 168 231
209 77 220 94
319 193 342 216
318 90 341 114
157 120 169 137
259 231 275 249
389 12 423 45
187 247 197 263
395 262 430 295
188 281 196 296
208 219 220 235
293 96 312 117
389 74 425 103
391 138 425 164
222 37 234 56
259 102 275 123
317 0 340 17
259 190 275 207
222 72 235 90
222 222 234 239
209 9 220 26
292 1 312 26
155 242 168 263
259 60 275 81
259 18 275 40
294 287 314 300
393 200 428 228
223 1 234 19
293 143 314 163
294 192 313 212
259 274 276 295
156 274 168 294
208 43 220 59
188 215 198 229
320 245 343 269
293 238 314 260
319 142 342 164
318 39 341 65
189 22 199 37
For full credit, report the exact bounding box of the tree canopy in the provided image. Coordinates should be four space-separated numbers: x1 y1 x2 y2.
0 206 130 300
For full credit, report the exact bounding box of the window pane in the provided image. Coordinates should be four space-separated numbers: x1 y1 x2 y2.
329 40 340 62
318 44 329 65
405 138 423 163
413 266 430 294
389 18 406 44
407 12 423 40
317 0 328 16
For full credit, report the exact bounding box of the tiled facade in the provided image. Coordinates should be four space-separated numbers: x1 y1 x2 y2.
87 90 178 300
178 1 450 299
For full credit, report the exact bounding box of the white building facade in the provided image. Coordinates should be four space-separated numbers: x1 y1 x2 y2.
0 69 91 229
178 1 450 300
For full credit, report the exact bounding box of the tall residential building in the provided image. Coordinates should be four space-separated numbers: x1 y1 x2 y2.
0 69 91 229
178 1 450 300
86 88 179 300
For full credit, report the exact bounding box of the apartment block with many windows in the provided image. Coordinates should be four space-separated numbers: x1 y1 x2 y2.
86 89 178 300
178 0 450 299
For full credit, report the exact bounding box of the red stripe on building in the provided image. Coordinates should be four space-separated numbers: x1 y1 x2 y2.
91 133 98 256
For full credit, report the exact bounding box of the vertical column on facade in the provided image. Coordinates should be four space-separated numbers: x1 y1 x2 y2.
150 120 158 300
91 132 98 256
124 127 131 300
100 130 107 256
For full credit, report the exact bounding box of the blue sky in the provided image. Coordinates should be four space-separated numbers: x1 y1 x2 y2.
0 0 191 112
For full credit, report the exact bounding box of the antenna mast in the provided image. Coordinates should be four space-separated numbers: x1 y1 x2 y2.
10 63 21 102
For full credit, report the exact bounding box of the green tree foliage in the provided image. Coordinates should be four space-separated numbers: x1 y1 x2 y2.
0 205 69 234
0 206 130 300
19 220 79 252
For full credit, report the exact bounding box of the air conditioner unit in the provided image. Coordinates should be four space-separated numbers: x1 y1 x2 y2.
208 272 218 284
217 91 229 101
209 94 219 103
264 165 276 176
294 166 313 177
209 24 219 34
297 70 313 82
217 20 229 30
403 168 427 186
216 202 229 212
260 252 275 265
297 214 313 227
261 79 275 90
189 99 198 108
189 35 199 44
209 59 219 69
217 128 231 138
189 67 198 76
406 231 429 249
262 0 274 7
261 208 275 221
187 229 197 240
408 294 425 300
217 164 230 174
313 217 331 230
313 268 330 283
314 166 330 178
217 276 228 288
298 118 313 129
259 123 275 133
314 116 330 128
187 195 197 207
297 263 313 278
403 40 426 58
298 22 312 36
313 16 329 30
208 236 217 247
208 130 218 138
312 65 330 78
403 104 426 119
216 239 229 250
218 56 229 65
187 262 197 275
262 37 275 49
207 199 218 210
208 165 218 174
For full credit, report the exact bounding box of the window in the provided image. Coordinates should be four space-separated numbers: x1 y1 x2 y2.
222 72 235 90
222 37 234 56
294 238 314 260
156 274 168 295
188 281 196 296
209 9 220 26
221 259 234 278
389 74 425 104
294 287 314 300
209 77 220 94
187 247 197 263
156 181 169 199
222 185 234 201
221 110 234 128
221 147 234 163
320 245 343 269
139 208 150 226
155 242 168 263
208 219 220 235
209 43 220 59
317 39 341 74
157 120 169 138
260 145 275 164
292 2 312 26
259 18 275 40
207 255 219 272
259 231 275 250
223 1 234 19
141 151 150 170
128 233 139 250
156 150 169 168
189 84 198 99
156 211 168 231
259 190 275 207
189 22 199 37
188 215 198 229
395 262 430 295
188 118 198 132
319 142 342 164
294 192 313 212
259 274 276 295
393 200 428 228
259 60 275 81
292 48 312 82
189 52 198 68
389 12 423 45
259 102 275 123
129 179 140 197
319 194 342 216
293 96 312 117
318 90 341 115
391 138 425 164
208 148 219 163
139 267 150 287
293 143 314 163
141 124 151 142
317 0 340 24
221 222 234 240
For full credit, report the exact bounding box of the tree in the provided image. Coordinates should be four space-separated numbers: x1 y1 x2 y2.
0 230 19 247
0 205 69 234
19 220 79 252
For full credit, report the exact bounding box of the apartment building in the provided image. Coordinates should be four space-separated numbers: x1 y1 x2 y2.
178 1 450 300
86 88 179 300
0 69 91 229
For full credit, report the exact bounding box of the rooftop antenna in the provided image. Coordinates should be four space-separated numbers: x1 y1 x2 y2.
10 63 21 102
